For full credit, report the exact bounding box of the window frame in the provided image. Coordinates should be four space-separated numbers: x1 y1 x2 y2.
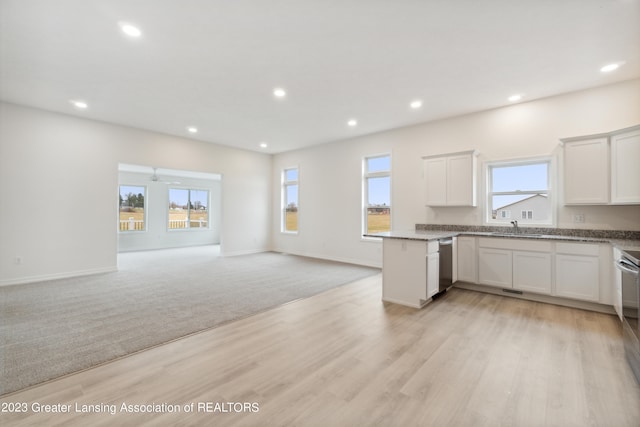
167 187 211 231
118 184 147 233
281 167 299 234
484 156 555 227
362 153 392 239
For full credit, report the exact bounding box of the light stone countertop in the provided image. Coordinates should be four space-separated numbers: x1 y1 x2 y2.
364 230 640 252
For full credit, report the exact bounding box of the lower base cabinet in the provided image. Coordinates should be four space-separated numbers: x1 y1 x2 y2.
554 242 600 302
478 248 512 287
555 254 599 302
382 239 439 308
478 238 552 295
513 251 552 294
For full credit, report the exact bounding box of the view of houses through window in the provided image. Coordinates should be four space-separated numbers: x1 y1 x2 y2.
488 160 551 224
364 154 391 234
119 185 146 231
282 168 299 233
168 188 209 229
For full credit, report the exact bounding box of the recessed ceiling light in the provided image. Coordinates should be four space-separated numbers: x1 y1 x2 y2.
259 142 268 148
410 100 423 109
508 94 523 102
600 62 625 73
70 100 88 109
187 127 198 134
119 23 142 38
347 119 357 127
273 88 286 98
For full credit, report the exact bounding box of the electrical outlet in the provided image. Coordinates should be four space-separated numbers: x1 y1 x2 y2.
573 214 585 223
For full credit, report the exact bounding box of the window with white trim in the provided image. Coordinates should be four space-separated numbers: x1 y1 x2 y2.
168 188 209 229
363 154 391 235
282 168 298 233
521 210 533 220
119 185 146 232
487 158 552 225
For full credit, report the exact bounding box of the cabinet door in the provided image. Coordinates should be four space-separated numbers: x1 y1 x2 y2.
563 138 609 204
611 128 640 204
447 154 475 206
424 157 447 206
513 250 551 294
382 239 427 306
555 254 599 301
426 252 440 298
478 248 512 288
457 236 477 283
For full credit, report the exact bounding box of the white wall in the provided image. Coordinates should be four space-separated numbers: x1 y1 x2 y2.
0 102 272 285
117 170 222 252
272 79 640 267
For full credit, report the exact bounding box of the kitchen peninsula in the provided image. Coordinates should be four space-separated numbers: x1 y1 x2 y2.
366 226 640 316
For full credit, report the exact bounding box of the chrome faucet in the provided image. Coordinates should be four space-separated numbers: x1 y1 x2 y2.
510 220 519 234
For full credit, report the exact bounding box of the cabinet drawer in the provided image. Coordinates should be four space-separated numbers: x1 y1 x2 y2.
555 242 599 256
478 238 552 252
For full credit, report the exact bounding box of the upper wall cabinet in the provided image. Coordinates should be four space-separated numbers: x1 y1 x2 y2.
561 124 640 205
611 127 640 204
423 150 478 207
562 136 609 204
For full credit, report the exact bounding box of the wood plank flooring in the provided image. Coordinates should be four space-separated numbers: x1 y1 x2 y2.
1 274 639 426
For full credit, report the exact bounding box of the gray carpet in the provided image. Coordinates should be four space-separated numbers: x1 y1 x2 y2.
0 247 380 396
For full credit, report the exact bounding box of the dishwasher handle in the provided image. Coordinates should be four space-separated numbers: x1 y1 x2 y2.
616 258 639 276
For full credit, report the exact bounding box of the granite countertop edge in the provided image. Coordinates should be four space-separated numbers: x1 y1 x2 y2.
363 231 640 251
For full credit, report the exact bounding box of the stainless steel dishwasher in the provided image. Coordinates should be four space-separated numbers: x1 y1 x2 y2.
438 238 453 293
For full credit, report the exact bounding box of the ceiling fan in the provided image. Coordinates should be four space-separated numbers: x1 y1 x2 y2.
150 167 181 185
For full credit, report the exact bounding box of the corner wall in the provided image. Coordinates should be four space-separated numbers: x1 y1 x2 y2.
0 103 272 285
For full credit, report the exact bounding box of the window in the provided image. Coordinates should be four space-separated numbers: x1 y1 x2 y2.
282 168 298 233
487 158 552 225
168 188 209 229
363 154 391 234
119 185 146 231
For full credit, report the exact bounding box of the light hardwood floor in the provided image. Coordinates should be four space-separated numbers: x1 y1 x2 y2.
1 274 639 426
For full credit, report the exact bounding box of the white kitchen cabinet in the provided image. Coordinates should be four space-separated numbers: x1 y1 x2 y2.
423 150 478 207
555 242 600 302
426 249 440 299
562 136 609 205
457 236 476 283
424 157 448 206
478 247 512 288
478 238 552 294
611 126 640 204
382 239 439 308
513 251 552 294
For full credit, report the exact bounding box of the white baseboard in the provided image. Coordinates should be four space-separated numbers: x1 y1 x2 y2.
220 248 269 257
0 266 118 287
382 297 428 309
454 282 616 315
272 249 382 269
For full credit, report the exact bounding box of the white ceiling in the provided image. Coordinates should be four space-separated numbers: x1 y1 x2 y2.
1 0 638 154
